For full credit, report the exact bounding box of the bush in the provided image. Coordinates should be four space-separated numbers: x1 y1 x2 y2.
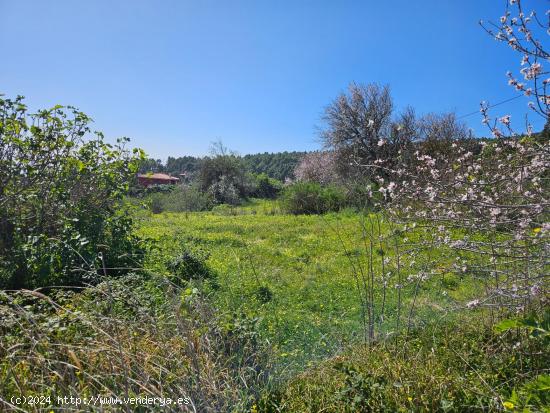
208 175 242 205
166 248 215 284
259 317 549 412
344 181 381 210
253 173 282 199
282 182 346 215
0 95 145 289
150 193 165 214
162 185 213 212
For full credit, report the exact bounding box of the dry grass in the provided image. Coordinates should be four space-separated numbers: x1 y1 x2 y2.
0 272 273 412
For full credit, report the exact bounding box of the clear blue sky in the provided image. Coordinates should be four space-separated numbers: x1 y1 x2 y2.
1 0 545 159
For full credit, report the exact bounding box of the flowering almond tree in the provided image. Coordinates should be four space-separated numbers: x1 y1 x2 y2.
367 135 548 313
350 0 550 318
480 0 549 136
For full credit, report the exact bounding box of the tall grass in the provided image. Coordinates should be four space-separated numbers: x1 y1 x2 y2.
0 272 273 412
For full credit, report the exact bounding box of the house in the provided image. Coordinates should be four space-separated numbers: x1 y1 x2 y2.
137 173 179 187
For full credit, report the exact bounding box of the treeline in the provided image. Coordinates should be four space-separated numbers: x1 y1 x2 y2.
139 151 304 182
242 151 305 181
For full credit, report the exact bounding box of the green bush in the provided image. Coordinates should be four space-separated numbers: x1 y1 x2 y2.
253 173 282 199
166 248 215 285
0 95 145 289
162 185 213 212
150 193 165 214
282 182 346 214
344 181 380 210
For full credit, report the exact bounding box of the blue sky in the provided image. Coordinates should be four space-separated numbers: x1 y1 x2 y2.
1 0 545 159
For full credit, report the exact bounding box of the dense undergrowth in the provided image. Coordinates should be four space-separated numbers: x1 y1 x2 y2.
1 199 548 412
260 313 549 412
136 203 482 369
0 272 273 412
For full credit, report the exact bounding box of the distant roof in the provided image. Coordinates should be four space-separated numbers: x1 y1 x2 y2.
137 173 179 181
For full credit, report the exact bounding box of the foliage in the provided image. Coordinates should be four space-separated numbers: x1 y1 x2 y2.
0 272 273 412
207 174 243 205
161 185 213 212
140 151 304 186
165 155 202 178
252 173 282 199
282 182 346 215
137 157 165 173
150 192 165 214
243 151 306 182
259 317 549 412
198 143 249 205
167 247 215 285
0 95 145 289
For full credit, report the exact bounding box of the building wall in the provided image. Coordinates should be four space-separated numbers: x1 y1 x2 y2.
137 177 178 187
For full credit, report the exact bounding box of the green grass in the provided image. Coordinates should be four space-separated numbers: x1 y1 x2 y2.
258 316 549 412
136 199 477 373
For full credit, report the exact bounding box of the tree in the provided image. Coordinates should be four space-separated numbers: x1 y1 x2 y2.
198 141 248 204
480 0 549 136
0 95 145 289
294 151 338 185
321 83 416 180
417 112 473 158
243 151 305 181
138 157 165 173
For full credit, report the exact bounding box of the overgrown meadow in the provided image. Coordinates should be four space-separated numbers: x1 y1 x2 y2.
1 1 549 411
136 200 478 371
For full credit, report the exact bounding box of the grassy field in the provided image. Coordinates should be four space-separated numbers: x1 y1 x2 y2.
136 199 476 373
1 199 546 412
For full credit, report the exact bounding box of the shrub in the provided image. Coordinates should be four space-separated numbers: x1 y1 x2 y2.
208 175 242 205
150 193 165 214
167 248 215 284
0 95 145 289
282 182 346 215
260 317 549 412
162 185 213 212
343 181 381 210
253 173 282 199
